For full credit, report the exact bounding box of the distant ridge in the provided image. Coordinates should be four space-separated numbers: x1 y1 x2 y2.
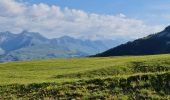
94 25 170 57
0 31 119 62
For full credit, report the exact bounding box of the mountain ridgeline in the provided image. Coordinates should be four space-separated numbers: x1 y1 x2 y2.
0 31 119 62
95 25 170 57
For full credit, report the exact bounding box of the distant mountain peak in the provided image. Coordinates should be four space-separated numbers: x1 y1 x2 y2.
0 31 14 36
19 31 49 42
56 36 78 43
20 30 41 37
60 36 75 40
0 31 17 43
21 30 29 33
0 31 117 62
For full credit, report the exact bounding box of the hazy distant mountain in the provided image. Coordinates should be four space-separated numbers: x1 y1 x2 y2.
95 25 170 57
0 31 49 52
0 31 121 62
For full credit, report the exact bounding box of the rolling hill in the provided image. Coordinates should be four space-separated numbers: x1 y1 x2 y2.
95 25 170 57
0 54 170 99
0 31 120 62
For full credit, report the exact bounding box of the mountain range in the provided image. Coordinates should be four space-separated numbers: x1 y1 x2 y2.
0 31 121 62
95 25 170 57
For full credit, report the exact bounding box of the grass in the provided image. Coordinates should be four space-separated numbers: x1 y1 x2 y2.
0 54 170 99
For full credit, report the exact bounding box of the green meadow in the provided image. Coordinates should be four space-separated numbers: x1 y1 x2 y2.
0 54 170 99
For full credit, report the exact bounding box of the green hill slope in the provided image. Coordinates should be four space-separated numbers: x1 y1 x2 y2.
95 25 170 57
0 54 170 99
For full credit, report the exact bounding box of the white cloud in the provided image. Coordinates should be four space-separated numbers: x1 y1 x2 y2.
0 0 25 16
0 0 164 40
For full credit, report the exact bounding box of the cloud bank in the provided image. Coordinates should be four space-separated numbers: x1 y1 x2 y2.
0 0 163 40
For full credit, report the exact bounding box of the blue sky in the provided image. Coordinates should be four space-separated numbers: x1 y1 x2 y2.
21 0 170 25
0 0 169 40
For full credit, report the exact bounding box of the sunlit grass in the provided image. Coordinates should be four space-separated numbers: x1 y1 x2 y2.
1 54 170 99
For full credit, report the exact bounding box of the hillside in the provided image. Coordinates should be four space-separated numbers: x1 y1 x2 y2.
0 31 119 62
95 25 170 57
0 54 170 99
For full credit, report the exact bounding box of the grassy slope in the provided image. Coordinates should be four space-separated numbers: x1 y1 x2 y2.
0 54 170 99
